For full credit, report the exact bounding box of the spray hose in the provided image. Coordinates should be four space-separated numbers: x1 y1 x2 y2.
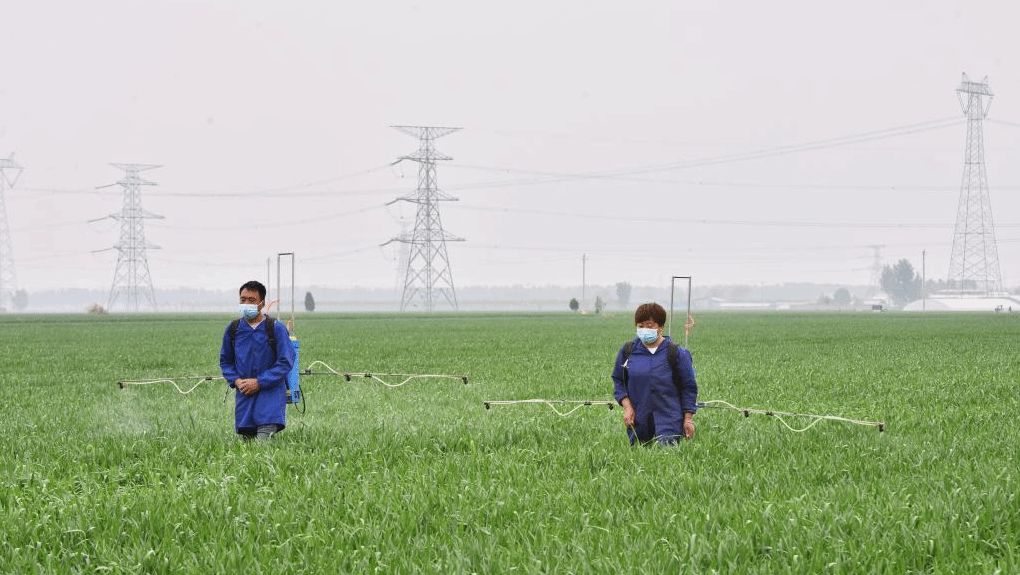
481 398 884 432
301 360 469 387
117 376 224 394
483 399 615 417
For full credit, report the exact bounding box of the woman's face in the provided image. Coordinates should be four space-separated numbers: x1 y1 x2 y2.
636 319 663 345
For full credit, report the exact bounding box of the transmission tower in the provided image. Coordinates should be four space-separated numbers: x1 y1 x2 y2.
866 244 885 296
392 219 412 293
947 73 1002 293
0 155 23 311
104 163 163 311
383 126 463 312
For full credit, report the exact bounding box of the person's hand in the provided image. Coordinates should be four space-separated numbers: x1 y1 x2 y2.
236 378 260 396
623 404 636 427
683 419 695 440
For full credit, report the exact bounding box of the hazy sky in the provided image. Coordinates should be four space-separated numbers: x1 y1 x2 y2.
2 0 1019 296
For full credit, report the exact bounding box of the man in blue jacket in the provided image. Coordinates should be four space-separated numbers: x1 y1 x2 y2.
612 302 698 445
220 280 295 440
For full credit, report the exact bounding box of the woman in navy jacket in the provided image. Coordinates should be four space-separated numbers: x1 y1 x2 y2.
612 302 698 445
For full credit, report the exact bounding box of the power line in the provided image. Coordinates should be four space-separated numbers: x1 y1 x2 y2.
146 203 387 232
443 166 1020 193
601 116 966 177
446 116 966 189
447 203 976 228
7 116 990 200
15 163 398 198
987 118 1020 129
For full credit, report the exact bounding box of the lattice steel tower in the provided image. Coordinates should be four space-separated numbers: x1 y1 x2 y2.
384 126 463 311
947 73 1002 293
105 163 163 311
866 244 885 296
0 155 23 311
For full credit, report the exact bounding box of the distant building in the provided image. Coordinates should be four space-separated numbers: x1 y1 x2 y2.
696 297 788 311
902 294 1020 312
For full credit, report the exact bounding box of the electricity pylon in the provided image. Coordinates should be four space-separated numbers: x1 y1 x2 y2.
383 126 463 312
104 163 163 311
866 244 885 296
392 219 412 294
0 155 23 311
947 73 1002 293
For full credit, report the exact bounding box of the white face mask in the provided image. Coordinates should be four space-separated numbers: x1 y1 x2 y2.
239 303 259 320
636 327 659 344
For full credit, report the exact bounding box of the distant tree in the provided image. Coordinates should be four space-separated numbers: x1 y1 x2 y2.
304 291 316 312
594 295 605 314
817 293 831 305
569 298 579 312
706 285 725 299
880 259 922 306
615 282 632 309
87 303 108 314
13 289 28 312
832 287 852 307
934 278 978 292
729 284 753 300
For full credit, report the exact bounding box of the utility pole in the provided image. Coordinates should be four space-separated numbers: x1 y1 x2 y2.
922 250 926 312
0 155 23 312
582 254 587 306
103 163 163 312
947 73 1002 294
383 126 463 312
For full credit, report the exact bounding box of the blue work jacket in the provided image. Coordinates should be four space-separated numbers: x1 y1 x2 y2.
612 336 698 444
219 317 295 434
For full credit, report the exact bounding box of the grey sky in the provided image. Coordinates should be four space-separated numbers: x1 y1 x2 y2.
2 0 1019 294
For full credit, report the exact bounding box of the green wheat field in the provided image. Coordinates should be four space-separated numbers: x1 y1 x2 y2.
1 311 1017 574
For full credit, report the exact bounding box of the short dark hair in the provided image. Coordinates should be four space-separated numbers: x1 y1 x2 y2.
239 280 266 301
634 302 667 326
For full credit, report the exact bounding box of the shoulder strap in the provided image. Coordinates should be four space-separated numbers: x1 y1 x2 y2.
229 317 278 360
229 318 240 350
621 340 634 384
667 342 694 392
622 340 685 387
667 341 679 374
264 316 276 354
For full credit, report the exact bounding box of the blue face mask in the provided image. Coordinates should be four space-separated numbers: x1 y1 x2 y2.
239 303 260 320
636 327 659 344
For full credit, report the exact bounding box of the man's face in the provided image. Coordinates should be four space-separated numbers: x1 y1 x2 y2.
239 288 263 310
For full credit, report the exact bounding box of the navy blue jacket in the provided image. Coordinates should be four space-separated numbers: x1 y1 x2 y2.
220 317 295 434
612 336 698 444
